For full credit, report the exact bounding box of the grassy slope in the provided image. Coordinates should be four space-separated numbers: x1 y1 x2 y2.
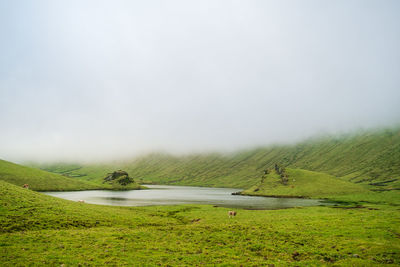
39 128 400 193
0 180 173 233
0 159 142 191
1 180 399 266
124 128 400 188
37 162 143 189
0 159 101 191
242 168 367 198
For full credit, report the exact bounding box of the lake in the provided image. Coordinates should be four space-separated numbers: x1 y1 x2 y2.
45 184 325 210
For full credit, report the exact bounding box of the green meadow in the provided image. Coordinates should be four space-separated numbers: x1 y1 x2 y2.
1 180 399 266
1 128 400 266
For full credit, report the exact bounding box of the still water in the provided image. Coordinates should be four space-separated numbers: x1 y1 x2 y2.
45 185 325 210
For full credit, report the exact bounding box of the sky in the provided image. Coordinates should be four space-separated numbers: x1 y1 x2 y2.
0 0 399 162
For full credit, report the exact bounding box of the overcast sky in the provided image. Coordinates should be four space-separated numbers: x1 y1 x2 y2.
0 0 399 162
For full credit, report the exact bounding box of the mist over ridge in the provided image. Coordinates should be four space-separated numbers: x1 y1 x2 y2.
15 125 399 165
0 1 399 163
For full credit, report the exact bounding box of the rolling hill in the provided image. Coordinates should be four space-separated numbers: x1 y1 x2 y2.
0 179 170 233
241 168 367 198
0 159 102 191
38 127 400 195
0 159 143 191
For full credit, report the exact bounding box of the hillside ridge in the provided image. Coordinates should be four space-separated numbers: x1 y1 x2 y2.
36 127 400 191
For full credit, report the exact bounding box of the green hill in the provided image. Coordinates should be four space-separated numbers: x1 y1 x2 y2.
39 128 400 194
0 159 143 191
0 159 102 191
37 162 117 184
126 128 400 190
35 163 144 190
242 168 367 198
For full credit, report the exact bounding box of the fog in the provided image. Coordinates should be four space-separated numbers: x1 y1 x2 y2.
0 1 399 163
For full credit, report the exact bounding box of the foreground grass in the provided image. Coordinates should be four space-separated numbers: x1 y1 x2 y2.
3 206 400 266
1 180 399 266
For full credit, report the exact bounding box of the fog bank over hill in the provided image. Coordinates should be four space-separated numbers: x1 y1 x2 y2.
0 1 399 163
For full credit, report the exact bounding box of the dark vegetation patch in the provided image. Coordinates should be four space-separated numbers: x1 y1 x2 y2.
369 178 398 186
103 170 134 187
371 187 400 191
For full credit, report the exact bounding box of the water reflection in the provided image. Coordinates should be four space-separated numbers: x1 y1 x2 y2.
44 185 324 210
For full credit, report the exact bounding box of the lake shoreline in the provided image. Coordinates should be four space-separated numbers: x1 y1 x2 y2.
44 184 326 210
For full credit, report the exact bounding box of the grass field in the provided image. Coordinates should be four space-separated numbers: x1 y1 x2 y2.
1 180 399 266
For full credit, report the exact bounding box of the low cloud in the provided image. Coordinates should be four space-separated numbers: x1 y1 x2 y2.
0 0 399 162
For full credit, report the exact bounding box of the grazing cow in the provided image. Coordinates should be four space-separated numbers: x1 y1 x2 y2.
23 184 29 189
78 200 85 203
228 211 237 218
